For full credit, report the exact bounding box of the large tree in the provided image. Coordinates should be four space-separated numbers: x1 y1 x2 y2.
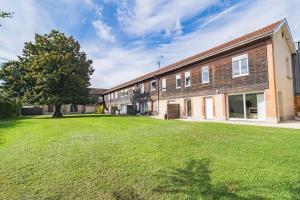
0 30 94 117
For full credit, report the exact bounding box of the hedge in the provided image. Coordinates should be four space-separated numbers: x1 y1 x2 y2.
0 102 21 118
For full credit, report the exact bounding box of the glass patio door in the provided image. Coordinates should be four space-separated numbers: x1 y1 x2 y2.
228 93 266 120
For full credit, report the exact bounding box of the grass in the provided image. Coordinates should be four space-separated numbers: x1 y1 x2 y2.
0 114 300 199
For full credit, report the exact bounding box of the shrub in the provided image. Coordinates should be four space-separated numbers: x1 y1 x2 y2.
0 102 21 118
95 104 105 114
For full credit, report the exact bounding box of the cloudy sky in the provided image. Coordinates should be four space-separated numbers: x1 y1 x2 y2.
0 0 299 88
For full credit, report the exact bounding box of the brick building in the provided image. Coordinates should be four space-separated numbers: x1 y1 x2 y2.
104 19 297 123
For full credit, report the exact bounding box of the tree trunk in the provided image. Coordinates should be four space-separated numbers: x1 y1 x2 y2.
52 104 63 118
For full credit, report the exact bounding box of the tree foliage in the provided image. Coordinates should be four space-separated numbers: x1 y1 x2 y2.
0 30 94 117
0 11 13 18
0 11 13 26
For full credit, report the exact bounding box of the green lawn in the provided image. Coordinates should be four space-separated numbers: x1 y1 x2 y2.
0 115 300 200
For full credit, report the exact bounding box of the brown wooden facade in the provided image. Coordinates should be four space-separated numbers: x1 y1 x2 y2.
105 39 269 107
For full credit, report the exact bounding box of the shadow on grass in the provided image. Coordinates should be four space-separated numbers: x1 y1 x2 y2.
51 114 115 119
18 114 116 120
153 159 267 200
113 186 143 200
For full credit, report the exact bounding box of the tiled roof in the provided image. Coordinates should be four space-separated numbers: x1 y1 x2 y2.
104 19 283 94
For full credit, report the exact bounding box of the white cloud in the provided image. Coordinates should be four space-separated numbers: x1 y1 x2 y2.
83 0 103 17
116 0 219 36
0 0 53 61
92 20 116 42
89 0 300 88
1 0 299 90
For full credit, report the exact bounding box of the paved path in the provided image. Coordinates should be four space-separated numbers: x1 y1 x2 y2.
177 119 300 129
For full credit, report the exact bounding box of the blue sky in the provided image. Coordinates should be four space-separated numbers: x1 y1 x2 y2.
0 0 299 88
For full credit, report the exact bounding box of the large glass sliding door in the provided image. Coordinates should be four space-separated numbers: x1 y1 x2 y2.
228 93 266 120
228 95 244 118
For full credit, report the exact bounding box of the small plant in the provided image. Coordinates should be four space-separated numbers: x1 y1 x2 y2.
95 105 105 114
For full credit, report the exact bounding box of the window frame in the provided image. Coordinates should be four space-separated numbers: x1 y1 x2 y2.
227 91 266 121
176 74 181 89
185 71 191 87
162 78 167 91
232 54 249 78
139 84 144 93
202 66 210 84
151 80 157 91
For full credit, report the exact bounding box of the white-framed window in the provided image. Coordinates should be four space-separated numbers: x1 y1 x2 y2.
124 89 128 96
121 90 124 97
228 92 266 120
202 66 209 83
139 84 144 93
162 78 167 91
232 54 249 77
185 71 191 87
115 92 118 99
151 80 157 91
111 93 114 100
176 74 181 89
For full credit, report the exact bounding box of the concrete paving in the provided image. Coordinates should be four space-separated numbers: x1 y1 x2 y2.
178 119 300 129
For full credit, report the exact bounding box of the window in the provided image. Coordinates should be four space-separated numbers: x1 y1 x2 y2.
162 78 167 91
115 92 118 99
228 93 265 120
176 74 181 89
98 96 104 102
202 66 209 83
139 84 144 93
185 71 191 87
228 95 244 118
151 80 157 91
121 90 124 97
232 54 249 77
286 57 292 79
111 93 114 100
124 89 128 96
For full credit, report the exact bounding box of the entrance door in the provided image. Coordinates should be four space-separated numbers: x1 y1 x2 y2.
257 93 266 120
185 99 192 118
205 97 213 120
